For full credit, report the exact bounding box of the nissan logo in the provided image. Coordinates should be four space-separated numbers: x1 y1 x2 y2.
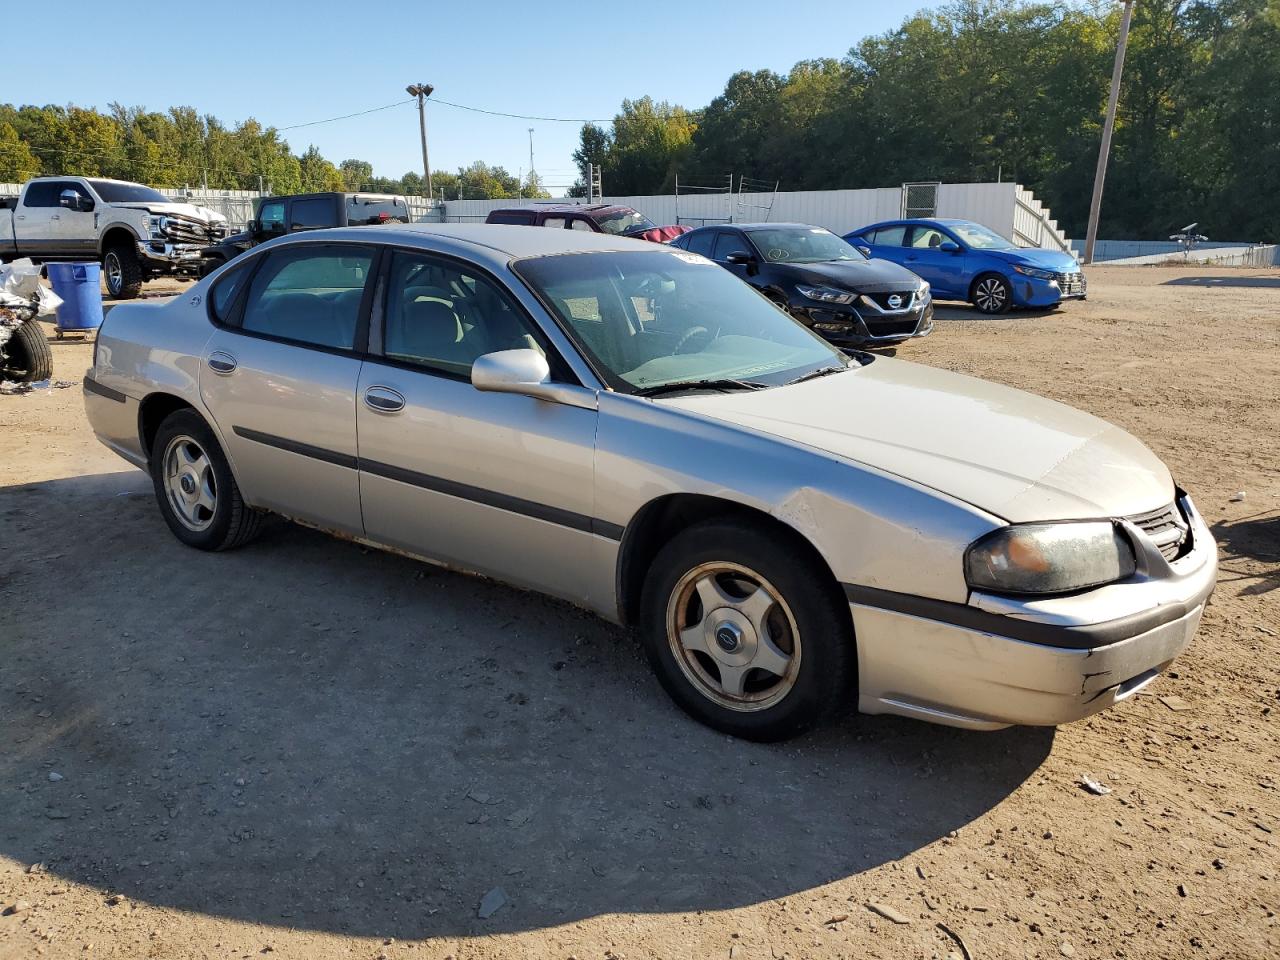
887 294 904 309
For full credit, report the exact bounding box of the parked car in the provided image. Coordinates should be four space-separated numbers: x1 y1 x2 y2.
84 225 1215 741
671 223 932 349
845 218 1086 314
1 177 228 298
200 192 411 275
485 203 689 243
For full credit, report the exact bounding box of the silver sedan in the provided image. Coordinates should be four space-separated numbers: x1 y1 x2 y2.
83 225 1216 741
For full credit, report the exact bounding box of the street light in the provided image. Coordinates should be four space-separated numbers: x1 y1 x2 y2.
406 83 435 199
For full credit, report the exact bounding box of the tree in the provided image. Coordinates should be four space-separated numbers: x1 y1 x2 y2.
0 122 39 181
339 158 374 191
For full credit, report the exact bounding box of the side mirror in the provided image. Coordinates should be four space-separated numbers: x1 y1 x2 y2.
247 218 260 234
61 189 92 212
471 349 596 409
725 251 754 265
939 241 961 253
855 245 871 257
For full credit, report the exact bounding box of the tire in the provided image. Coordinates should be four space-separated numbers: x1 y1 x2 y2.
971 273 1012 314
103 244 144 299
149 409 265 551
0 320 53 382
639 518 856 741
765 290 791 314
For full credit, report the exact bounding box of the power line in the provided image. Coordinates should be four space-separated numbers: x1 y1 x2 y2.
429 96 702 126
277 98 414 131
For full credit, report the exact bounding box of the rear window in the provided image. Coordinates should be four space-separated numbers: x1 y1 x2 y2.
346 196 408 226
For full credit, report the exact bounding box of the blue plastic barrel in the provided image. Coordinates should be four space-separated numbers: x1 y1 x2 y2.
47 262 105 333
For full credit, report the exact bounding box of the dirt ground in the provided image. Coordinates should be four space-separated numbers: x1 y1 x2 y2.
1 265 1277 960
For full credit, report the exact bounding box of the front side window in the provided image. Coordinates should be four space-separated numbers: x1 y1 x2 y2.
380 250 546 378
909 226 951 250
711 231 751 262
569 218 594 231
291 198 338 230
516 250 845 393
239 245 373 349
748 227 863 263
258 201 286 232
948 221 1016 250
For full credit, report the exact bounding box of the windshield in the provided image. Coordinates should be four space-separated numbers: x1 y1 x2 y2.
515 250 846 394
595 209 658 235
87 180 170 204
747 227 864 263
948 221 1017 250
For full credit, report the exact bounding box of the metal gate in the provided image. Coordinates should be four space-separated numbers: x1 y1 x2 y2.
901 182 940 219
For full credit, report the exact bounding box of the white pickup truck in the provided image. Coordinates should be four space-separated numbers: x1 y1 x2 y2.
0 177 228 299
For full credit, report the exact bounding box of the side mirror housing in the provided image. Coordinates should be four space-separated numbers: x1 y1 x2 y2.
939 240 961 253
471 349 596 409
725 251 754 265
855 245 872 257
60 189 92 212
247 218 261 234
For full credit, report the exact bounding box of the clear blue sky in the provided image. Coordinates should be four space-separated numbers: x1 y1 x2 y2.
7 0 925 195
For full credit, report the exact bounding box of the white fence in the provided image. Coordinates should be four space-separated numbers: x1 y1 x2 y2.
1102 244 1279 267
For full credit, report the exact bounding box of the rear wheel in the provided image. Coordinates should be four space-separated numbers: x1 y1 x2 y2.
0 320 53 382
640 519 855 741
971 273 1012 314
103 244 143 299
149 409 265 551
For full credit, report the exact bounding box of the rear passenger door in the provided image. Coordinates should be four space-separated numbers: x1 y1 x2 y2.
200 243 376 535
355 248 602 605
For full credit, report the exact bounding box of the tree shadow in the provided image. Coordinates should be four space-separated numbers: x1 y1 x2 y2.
1162 275 1280 289
1211 512 1280 596
0 471 1054 938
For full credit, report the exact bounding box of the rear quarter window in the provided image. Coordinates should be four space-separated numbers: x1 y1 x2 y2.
209 261 252 324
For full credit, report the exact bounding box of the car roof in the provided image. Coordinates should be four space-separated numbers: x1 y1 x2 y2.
269 222 654 259
685 222 824 232
489 203 634 216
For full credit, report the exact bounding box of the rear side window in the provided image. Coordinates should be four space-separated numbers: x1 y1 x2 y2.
22 182 63 207
487 212 533 225
870 225 908 247
541 217 568 230
209 261 251 324
238 245 373 350
290 198 337 230
683 230 714 257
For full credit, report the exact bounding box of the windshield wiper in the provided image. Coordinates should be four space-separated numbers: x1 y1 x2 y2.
635 378 770 398
785 364 847 386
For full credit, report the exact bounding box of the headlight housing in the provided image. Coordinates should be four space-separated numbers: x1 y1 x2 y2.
965 522 1136 595
796 284 856 305
917 278 931 298
1013 264 1056 281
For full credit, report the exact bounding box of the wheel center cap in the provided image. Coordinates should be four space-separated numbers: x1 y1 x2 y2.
714 622 743 653
180 474 196 495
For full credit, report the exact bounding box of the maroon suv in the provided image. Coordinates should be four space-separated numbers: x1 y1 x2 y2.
484 203 690 244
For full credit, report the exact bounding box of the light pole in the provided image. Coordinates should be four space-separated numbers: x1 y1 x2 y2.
527 127 535 193
406 83 435 199
1083 0 1135 264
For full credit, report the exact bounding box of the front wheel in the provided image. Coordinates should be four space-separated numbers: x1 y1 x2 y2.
103 244 143 299
971 273 1012 314
640 519 856 741
149 409 265 551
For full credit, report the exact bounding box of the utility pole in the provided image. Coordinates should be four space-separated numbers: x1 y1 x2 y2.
406 83 435 199
1083 0 1135 264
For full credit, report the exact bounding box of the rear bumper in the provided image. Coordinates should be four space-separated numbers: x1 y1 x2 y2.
847 498 1216 730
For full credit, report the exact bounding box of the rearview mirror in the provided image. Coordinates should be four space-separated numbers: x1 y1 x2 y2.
471 349 596 410
939 240 961 253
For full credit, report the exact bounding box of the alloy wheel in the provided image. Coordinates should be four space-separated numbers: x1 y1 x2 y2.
974 277 1008 312
665 561 802 712
162 435 218 532
104 252 122 296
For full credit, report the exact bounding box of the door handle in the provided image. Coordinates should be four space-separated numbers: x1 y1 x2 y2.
364 386 405 413
50 215 60 221
15 215 24 220
207 352 237 374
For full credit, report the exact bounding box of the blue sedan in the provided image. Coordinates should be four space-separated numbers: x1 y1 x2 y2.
844 219 1086 314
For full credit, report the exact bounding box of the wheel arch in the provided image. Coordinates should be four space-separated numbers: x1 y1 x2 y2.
99 224 142 257
137 392 199 465
614 493 850 630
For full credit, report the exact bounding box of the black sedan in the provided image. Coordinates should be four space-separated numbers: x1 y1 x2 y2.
670 223 933 348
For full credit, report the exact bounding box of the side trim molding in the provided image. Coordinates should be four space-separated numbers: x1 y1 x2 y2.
84 376 127 404
231 426 623 541
844 583 1197 651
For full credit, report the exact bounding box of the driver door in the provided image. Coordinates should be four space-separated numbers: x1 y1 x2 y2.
711 230 758 287
903 225 968 297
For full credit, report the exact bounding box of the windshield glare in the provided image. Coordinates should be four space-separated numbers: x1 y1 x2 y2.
596 210 657 235
515 250 845 393
949 221 1016 250
748 227 864 263
87 180 170 204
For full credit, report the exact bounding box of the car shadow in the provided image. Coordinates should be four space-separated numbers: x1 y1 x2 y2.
1162 275 1280 289
1211 511 1280 597
931 302 1061 321
0 470 1054 938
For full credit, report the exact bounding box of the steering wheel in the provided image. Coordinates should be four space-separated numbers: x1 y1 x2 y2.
673 325 711 355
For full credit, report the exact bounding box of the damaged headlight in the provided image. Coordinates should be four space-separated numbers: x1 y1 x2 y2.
796 284 856 305
965 522 1135 595
150 215 170 238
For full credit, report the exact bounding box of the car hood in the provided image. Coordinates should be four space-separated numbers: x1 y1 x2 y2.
112 201 227 224
780 258 922 292
985 247 1080 272
663 357 1174 523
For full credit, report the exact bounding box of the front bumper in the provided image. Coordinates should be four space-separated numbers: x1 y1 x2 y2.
136 240 206 274
789 290 934 347
1011 271 1088 308
846 494 1216 730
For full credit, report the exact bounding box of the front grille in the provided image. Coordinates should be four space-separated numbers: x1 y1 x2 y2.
1056 271 1086 295
1127 502 1190 561
862 290 916 311
160 213 224 245
864 317 920 337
